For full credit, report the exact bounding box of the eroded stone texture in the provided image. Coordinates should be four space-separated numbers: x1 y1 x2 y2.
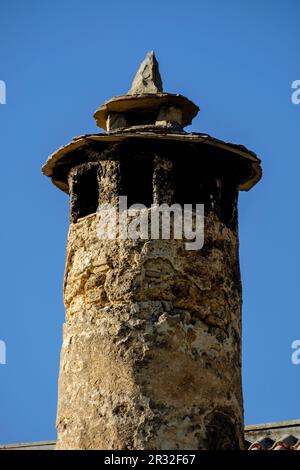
107 113 127 132
153 156 174 205
156 106 183 127
56 208 243 450
128 51 163 95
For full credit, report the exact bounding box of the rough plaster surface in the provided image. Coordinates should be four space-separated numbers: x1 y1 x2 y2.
56 210 244 450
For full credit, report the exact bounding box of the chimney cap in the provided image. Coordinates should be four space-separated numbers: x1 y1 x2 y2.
93 93 199 131
93 51 199 131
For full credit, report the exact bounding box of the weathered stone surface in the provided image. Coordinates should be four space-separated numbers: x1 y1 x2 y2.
107 113 127 132
56 209 244 450
156 106 183 127
128 51 163 95
152 156 174 205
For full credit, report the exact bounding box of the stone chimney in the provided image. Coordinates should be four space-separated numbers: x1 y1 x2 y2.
42 52 262 450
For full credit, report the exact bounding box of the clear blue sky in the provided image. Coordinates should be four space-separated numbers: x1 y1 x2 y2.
0 0 299 444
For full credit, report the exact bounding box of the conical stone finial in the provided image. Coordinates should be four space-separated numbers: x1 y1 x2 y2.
128 51 163 95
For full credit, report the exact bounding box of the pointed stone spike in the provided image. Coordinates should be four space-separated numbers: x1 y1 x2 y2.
128 51 163 95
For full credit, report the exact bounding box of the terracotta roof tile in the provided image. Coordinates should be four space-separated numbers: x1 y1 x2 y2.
249 437 275 450
292 440 300 450
246 421 300 450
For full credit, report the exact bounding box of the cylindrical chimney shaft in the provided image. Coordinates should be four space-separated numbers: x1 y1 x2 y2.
42 52 262 450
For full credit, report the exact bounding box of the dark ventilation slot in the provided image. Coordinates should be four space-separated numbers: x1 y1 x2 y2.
173 152 238 229
219 179 238 230
69 163 99 223
173 155 210 206
120 154 154 207
125 110 158 127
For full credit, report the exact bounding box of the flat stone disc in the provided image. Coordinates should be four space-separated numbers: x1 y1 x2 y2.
94 93 200 130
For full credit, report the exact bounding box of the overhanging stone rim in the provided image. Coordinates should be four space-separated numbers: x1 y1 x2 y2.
93 93 199 130
42 132 262 194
